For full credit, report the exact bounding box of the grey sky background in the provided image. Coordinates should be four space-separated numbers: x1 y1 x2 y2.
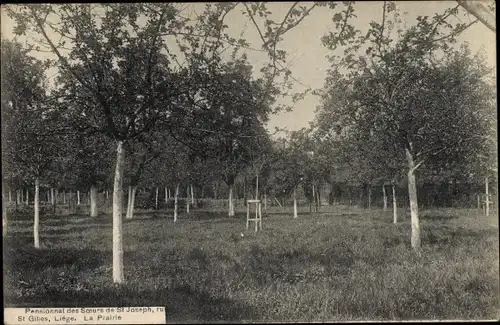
1 2 495 137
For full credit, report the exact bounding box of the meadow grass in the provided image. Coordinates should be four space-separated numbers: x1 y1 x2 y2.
3 205 499 322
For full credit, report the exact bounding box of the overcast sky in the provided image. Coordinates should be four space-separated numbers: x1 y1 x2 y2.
1 2 496 136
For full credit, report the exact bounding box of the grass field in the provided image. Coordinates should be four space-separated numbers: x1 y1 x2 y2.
3 205 499 322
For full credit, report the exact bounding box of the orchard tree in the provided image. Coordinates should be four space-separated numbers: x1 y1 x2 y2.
1 38 66 246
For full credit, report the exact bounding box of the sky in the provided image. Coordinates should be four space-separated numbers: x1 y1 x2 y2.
1 2 496 137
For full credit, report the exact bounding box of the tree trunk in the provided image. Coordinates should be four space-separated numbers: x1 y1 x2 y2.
186 185 190 214
382 185 388 211
392 184 397 224
155 187 159 210
293 187 298 219
126 185 133 220
26 188 29 205
55 189 58 205
477 195 481 210
174 183 179 222
16 189 20 206
21 189 24 204
63 191 66 204
485 177 490 216
312 184 316 213
190 185 194 205
34 178 40 249
90 185 98 217
264 193 267 210
128 187 137 219
255 175 259 200
228 183 235 217
77 190 80 205
367 185 372 209
243 177 247 206
8 188 12 203
406 148 421 252
3 182 7 236
112 140 126 284
165 186 168 204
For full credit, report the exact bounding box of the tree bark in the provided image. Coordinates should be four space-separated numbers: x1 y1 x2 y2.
77 190 80 205
16 189 20 206
174 183 179 222
112 140 126 284
392 184 397 224
26 188 29 205
382 185 388 211
90 185 98 217
21 188 24 204
34 178 40 249
8 188 12 203
406 148 421 252
165 186 168 204
264 193 267 210
190 185 194 205
293 187 298 219
63 191 66 204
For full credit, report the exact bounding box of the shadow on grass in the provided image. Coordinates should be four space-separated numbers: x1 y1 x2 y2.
420 214 459 221
4 244 106 272
4 282 258 323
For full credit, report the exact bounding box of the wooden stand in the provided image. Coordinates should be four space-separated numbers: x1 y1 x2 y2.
246 199 262 231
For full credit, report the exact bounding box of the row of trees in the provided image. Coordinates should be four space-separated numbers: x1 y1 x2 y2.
2 2 496 283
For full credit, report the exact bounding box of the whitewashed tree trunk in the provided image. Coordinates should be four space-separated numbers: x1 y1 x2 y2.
126 185 132 219
77 190 80 205
51 188 55 205
186 186 190 213
264 193 267 210
55 189 58 204
228 184 235 217
20 189 24 204
174 183 179 222
16 190 20 205
106 190 109 199
368 185 372 209
155 187 159 210
165 187 168 203
256 175 259 200
90 185 98 217
126 186 137 220
190 185 194 205
26 188 29 205
3 183 7 236
382 185 388 211
112 140 126 284
392 184 397 223
293 187 298 219
312 184 316 213
63 191 66 204
34 178 40 249
485 176 489 216
406 148 421 251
